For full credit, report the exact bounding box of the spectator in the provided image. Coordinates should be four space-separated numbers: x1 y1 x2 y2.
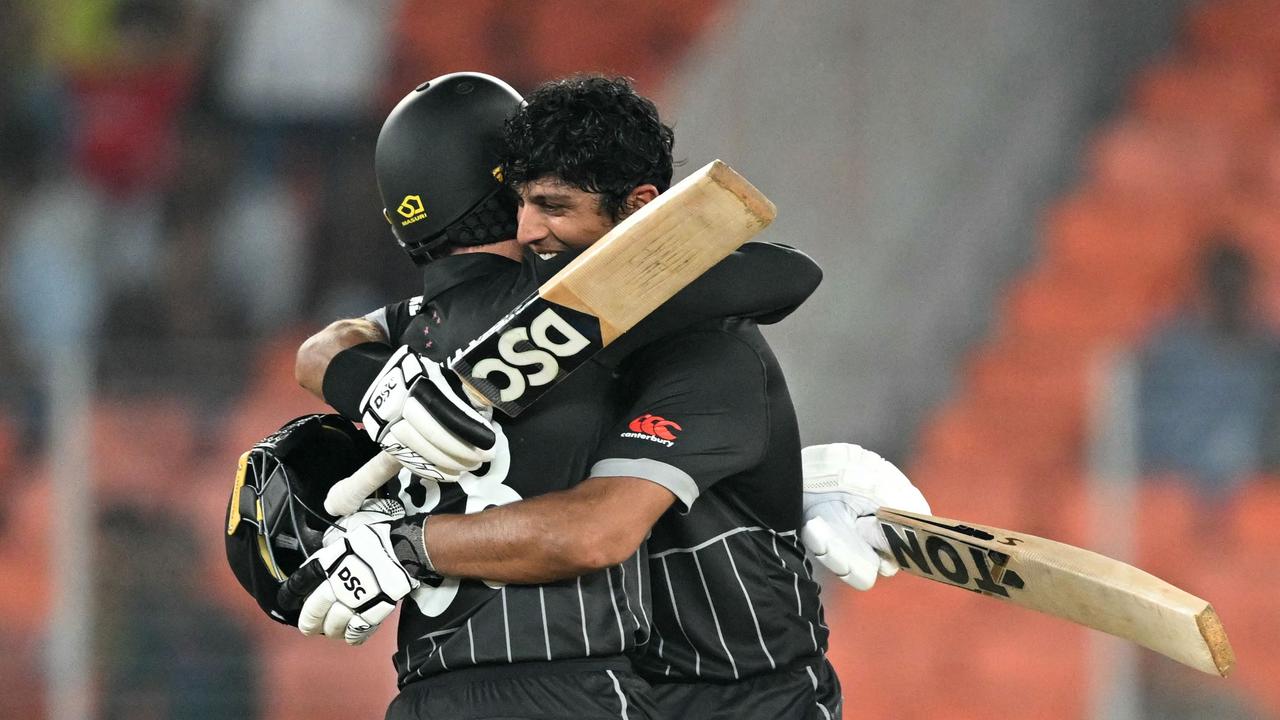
212 0 405 330
1138 240 1280 497
0 0 206 451
2 0 202 346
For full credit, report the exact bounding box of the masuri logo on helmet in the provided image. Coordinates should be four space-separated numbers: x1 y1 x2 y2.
396 194 428 225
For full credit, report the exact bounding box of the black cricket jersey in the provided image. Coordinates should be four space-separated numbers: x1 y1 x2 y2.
589 319 836 690
371 253 646 687
366 244 822 688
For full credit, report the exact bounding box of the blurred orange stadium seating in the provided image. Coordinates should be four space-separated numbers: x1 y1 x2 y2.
90 396 197 509
1184 0 1280 74
519 1 726 91
259 626 400 720
217 332 329 454
826 572 1087 720
0 414 17 489
387 0 728 100
1087 117 1238 201
854 1 1280 716
1224 476 1280 552
920 396 1081 476
386 0 511 92
1043 192 1201 286
1002 266 1168 345
1132 478 1202 579
0 479 51 624
1231 128 1280 207
1130 60 1276 132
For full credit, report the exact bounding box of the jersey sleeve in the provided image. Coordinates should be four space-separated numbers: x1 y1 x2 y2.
588 325 769 511
594 242 820 366
676 241 821 325
374 295 424 343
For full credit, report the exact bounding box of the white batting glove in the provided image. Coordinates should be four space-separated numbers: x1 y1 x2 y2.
278 499 419 645
323 497 410 541
801 443 931 591
359 346 497 480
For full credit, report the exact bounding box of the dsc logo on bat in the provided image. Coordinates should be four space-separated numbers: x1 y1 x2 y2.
469 308 593 403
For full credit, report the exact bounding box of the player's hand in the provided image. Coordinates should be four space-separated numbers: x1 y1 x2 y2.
800 443 931 591
277 499 420 645
359 345 498 480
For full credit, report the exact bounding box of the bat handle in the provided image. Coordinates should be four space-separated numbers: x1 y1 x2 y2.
325 452 402 516
458 377 492 409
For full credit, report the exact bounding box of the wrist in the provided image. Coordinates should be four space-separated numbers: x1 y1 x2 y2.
390 516 441 582
323 342 398 420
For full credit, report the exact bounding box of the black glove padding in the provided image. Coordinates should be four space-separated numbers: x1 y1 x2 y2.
360 347 497 480
408 370 497 451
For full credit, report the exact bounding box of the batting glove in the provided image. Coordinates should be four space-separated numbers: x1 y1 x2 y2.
800 443 931 591
277 499 422 645
360 345 497 480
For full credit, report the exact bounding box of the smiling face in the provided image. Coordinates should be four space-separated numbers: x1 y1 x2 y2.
499 76 674 256
514 176 658 255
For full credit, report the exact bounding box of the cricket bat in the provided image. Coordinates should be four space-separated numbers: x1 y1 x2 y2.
325 159 776 515
876 507 1235 677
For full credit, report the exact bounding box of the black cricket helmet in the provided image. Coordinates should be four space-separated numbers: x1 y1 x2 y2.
224 414 382 625
377 71 523 264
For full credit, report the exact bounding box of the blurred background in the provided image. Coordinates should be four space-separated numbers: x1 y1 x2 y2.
1 0 1278 718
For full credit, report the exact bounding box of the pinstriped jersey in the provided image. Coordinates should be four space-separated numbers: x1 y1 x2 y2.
367 245 823 689
375 253 648 686
589 318 835 688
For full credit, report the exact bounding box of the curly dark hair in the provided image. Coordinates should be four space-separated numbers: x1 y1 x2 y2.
501 75 675 221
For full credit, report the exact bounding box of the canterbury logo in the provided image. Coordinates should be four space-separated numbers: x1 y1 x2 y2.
622 414 681 446
396 195 427 225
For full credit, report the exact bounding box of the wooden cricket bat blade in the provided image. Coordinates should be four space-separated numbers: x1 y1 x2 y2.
539 158 775 345
875 508 1236 677
450 159 774 416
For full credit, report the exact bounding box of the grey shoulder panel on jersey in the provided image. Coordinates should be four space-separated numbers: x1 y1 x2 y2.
364 306 390 339
367 295 424 342
589 458 699 512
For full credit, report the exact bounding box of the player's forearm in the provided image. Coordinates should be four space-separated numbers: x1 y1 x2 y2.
424 476 672 584
295 318 388 399
425 499 628 583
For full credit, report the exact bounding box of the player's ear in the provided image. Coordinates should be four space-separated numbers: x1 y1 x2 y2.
622 184 660 217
